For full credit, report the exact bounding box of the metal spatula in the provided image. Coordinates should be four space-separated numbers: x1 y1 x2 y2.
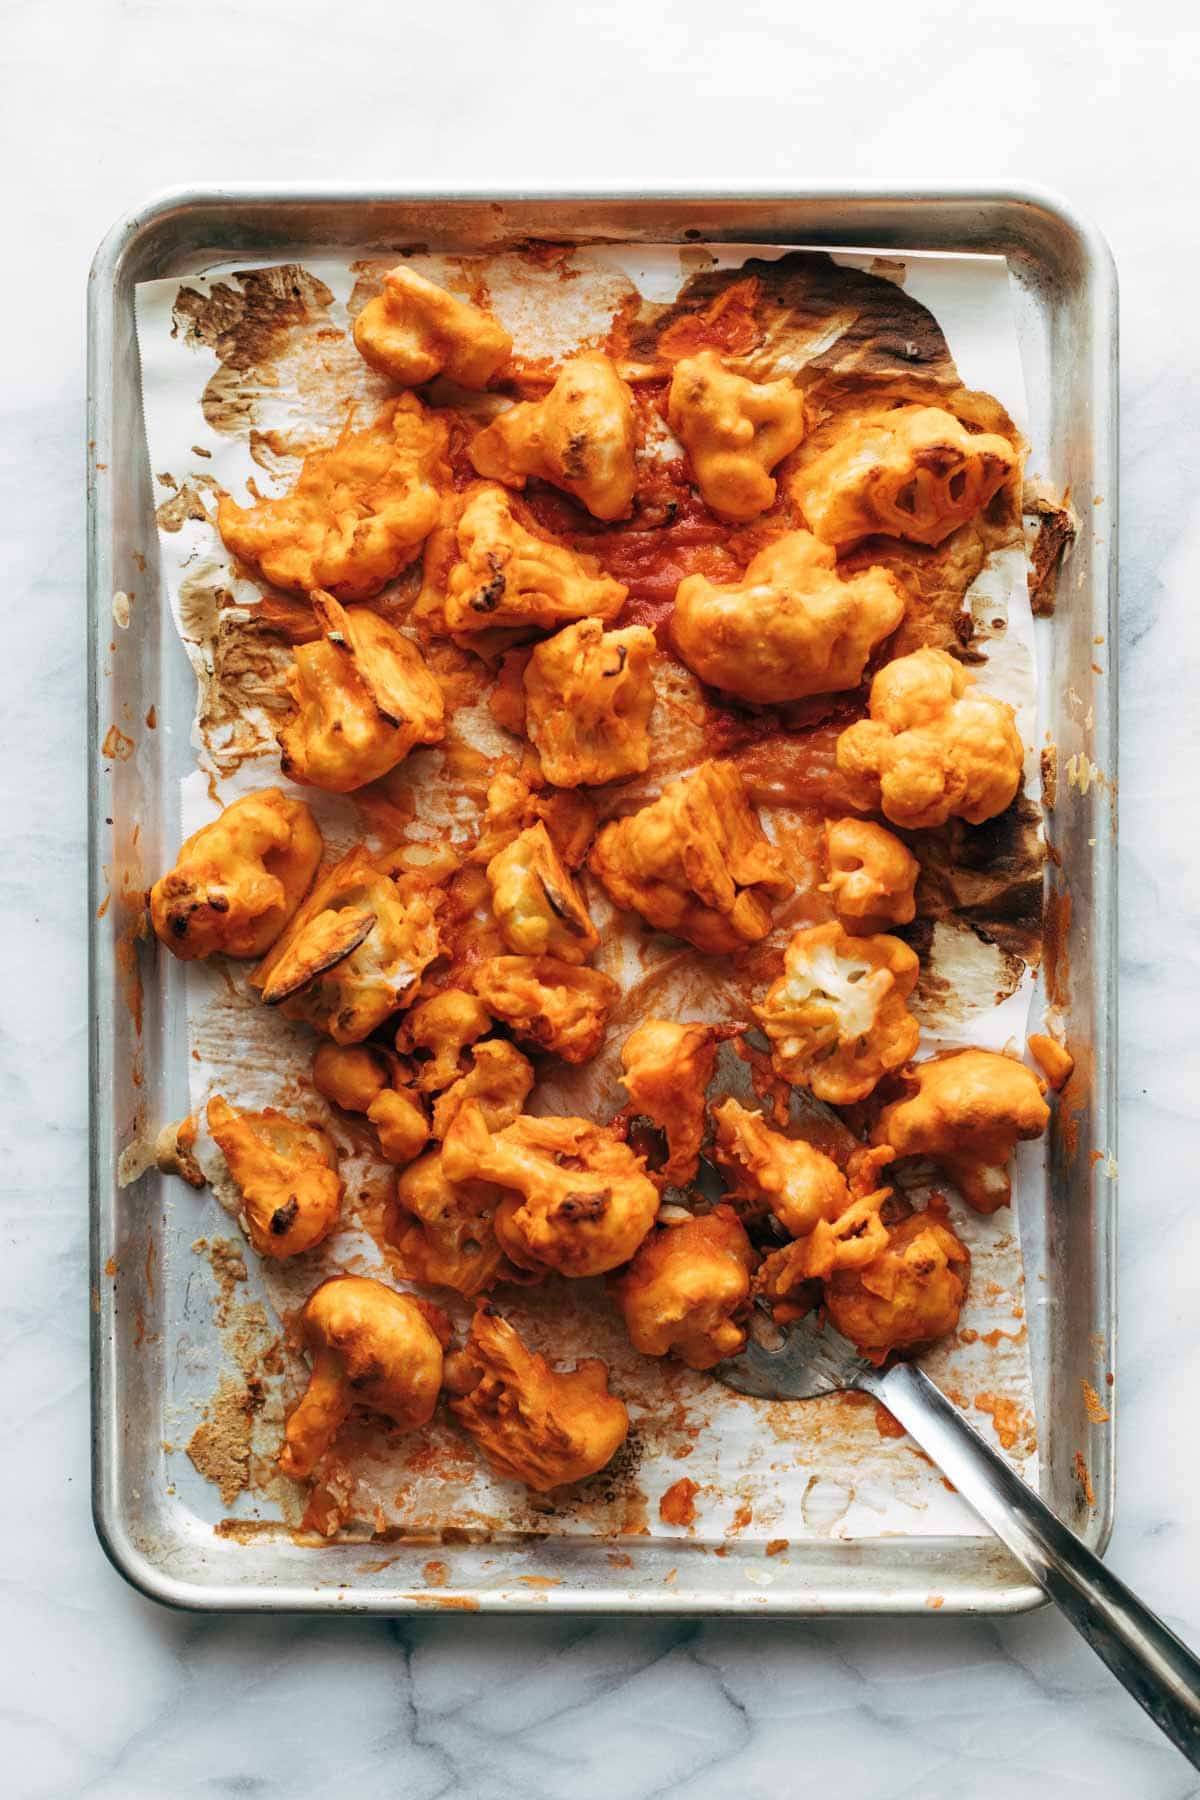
714 1310 1200 1769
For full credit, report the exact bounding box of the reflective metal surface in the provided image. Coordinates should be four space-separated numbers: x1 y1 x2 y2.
88 186 1118 1613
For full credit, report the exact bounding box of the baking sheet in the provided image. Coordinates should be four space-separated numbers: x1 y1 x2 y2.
132 242 1045 1546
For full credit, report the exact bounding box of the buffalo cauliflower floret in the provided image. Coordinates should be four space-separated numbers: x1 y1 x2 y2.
150 788 322 962
469 351 637 521
278 591 444 792
667 350 807 521
836 648 1024 829
610 1205 756 1370
442 484 627 636
755 920 920 1104
217 396 446 600
620 1019 729 1187
471 955 618 1064
470 768 597 869
431 1038 535 1139
352 264 512 389
711 1096 850 1237
821 816 919 934
873 1049 1050 1213
671 529 904 704
387 1145 509 1296
524 618 657 788
396 988 494 1092
486 821 599 963
206 1094 343 1260
445 1306 629 1491
279 1276 448 1479
311 1042 429 1167
255 847 441 1044
823 1205 971 1358
588 760 792 954
442 1102 659 1278
792 404 1018 550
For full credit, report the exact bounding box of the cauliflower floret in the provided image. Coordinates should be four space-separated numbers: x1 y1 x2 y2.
278 591 444 793
671 530 904 704
469 351 637 521
397 989 494 1092
217 395 446 600
821 816 919 934
279 1276 448 1479
610 1206 756 1370
588 760 792 954
387 1146 509 1296
667 350 807 521
711 1096 850 1237
524 618 657 788
352 264 512 389
751 1145 897 1322
755 920 920 1104
487 821 599 963
873 1049 1050 1213
442 1102 659 1278
824 1205 971 1357
620 1020 728 1187
1027 1032 1074 1092
792 404 1018 550
255 847 441 1044
150 788 322 962
311 1042 430 1167
445 1306 629 1491
471 955 618 1064
431 1038 535 1138
206 1094 343 1260
470 768 597 868
836 648 1025 829
442 484 627 636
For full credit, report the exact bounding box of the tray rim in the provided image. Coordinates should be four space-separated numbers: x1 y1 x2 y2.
87 182 1117 1615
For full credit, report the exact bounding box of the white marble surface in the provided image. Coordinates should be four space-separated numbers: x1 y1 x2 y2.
2 1 1197 1794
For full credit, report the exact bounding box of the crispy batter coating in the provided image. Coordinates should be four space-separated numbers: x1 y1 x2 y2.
443 484 626 636
667 350 807 521
524 618 657 788
487 822 599 963
753 1149 897 1322
821 817 919 934
431 1039 535 1138
352 265 512 389
824 1206 970 1357
150 788 322 961
470 769 597 869
1027 1032 1074 1092
711 1096 849 1237
388 1146 508 1296
442 1102 659 1278
217 396 446 599
836 648 1024 830
206 1094 342 1259
793 404 1018 550
312 1042 432 1167
397 989 494 1092
446 1307 629 1491
469 351 637 521
620 1020 726 1187
610 1206 756 1370
255 847 441 1044
589 761 792 954
279 1276 447 1479
672 530 903 705
471 955 618 1063
755 920 920 1104
873 1049 1050 1213
278 591 444 792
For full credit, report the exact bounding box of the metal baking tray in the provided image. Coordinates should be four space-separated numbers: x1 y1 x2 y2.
88 186 1117 1614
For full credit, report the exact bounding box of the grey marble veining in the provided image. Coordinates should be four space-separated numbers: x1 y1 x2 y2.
4 1 1200 1795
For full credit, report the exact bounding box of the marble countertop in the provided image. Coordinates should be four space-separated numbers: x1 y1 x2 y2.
5 2 1197 1795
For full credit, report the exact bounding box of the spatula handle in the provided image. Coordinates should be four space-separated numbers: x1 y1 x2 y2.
872 1358 1200 1769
